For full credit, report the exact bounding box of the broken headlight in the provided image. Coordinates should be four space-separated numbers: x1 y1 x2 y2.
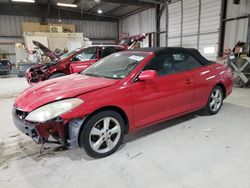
25 98 83 122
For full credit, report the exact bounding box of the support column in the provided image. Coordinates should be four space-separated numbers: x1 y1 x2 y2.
155 3 166 47
165 1 169 47
156 4 161 47
247 14 250 55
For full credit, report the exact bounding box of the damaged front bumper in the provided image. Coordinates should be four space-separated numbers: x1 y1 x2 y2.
12 107 86 149
25 65 48 84
12 108 43 144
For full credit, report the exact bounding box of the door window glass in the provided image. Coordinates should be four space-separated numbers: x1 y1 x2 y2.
72 47 97 62
143 53 187 76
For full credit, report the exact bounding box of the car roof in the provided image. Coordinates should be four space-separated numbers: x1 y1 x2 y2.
129 47 212 65
130 47 194 54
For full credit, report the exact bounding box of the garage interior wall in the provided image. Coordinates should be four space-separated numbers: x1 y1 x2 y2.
224 0 250 49
0 15 118 63
121 1 222 60
167 0 222 60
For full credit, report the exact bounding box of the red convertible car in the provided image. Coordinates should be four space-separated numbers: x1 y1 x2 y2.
13 47 233 158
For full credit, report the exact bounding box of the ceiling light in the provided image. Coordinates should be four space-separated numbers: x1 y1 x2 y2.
57 3 78 8
11 0 35 3
97 9 103 14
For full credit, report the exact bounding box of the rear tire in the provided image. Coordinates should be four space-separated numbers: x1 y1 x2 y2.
203 86 224 115
79 110 125 158
49 73 66 79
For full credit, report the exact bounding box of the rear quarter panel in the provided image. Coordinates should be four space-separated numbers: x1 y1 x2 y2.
190 63 233 111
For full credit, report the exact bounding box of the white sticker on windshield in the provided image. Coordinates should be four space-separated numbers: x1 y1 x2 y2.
129 55 144 61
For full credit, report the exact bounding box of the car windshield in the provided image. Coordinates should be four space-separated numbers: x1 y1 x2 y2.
82 52 148 79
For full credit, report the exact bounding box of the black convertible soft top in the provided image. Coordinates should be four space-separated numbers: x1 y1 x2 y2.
130 47 214 65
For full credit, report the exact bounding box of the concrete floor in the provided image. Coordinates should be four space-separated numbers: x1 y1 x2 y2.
1 77 250 188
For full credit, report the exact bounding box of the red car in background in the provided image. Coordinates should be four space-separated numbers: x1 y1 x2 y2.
26 42 126 84
26 33 146 84
13 47 233 158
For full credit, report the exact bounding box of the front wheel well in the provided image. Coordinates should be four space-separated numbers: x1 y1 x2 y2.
81 106 129 134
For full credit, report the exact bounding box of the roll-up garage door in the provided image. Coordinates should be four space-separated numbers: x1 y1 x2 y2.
168 0 222 60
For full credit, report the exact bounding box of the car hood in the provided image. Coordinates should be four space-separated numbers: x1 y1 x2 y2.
14 74 119 111
33 40 59 60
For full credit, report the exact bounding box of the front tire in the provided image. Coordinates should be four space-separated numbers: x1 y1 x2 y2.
79 110 125 158
203 86 224 115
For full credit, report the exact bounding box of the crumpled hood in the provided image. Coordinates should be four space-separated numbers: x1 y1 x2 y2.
33 40 59 60
14 74 119 111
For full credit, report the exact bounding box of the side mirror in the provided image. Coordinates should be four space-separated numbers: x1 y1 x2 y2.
138 70 157 81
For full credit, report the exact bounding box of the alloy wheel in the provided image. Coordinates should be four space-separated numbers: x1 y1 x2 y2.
89 117 121 154
209 88 223 112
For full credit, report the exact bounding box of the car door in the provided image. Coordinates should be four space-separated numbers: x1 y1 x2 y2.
69 47 98 73
131 52 194 128
183 53 216 110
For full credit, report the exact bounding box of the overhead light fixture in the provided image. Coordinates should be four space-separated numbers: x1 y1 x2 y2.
57 3 78 8
11 0 35 3
97 9 103 14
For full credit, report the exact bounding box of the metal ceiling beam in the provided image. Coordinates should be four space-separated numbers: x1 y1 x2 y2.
139 0 168 4
105 5 128 16
73 0 82 5
87 2 105 12
100 0 156 6
0 3 119 22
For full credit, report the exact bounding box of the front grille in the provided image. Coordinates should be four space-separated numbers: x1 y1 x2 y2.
12 108 42 144
15 108 29 120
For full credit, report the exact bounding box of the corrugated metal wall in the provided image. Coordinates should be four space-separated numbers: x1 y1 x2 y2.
199 0 221 60
167 0 222 60
0 37 23 63
47 18 118 40
0 15 39 36
0 15 118 63
0 15 39 63
168 2 182 47
121 8 156 36
224 0 250 49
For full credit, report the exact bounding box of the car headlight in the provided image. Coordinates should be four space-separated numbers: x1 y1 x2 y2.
25 98 83 122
